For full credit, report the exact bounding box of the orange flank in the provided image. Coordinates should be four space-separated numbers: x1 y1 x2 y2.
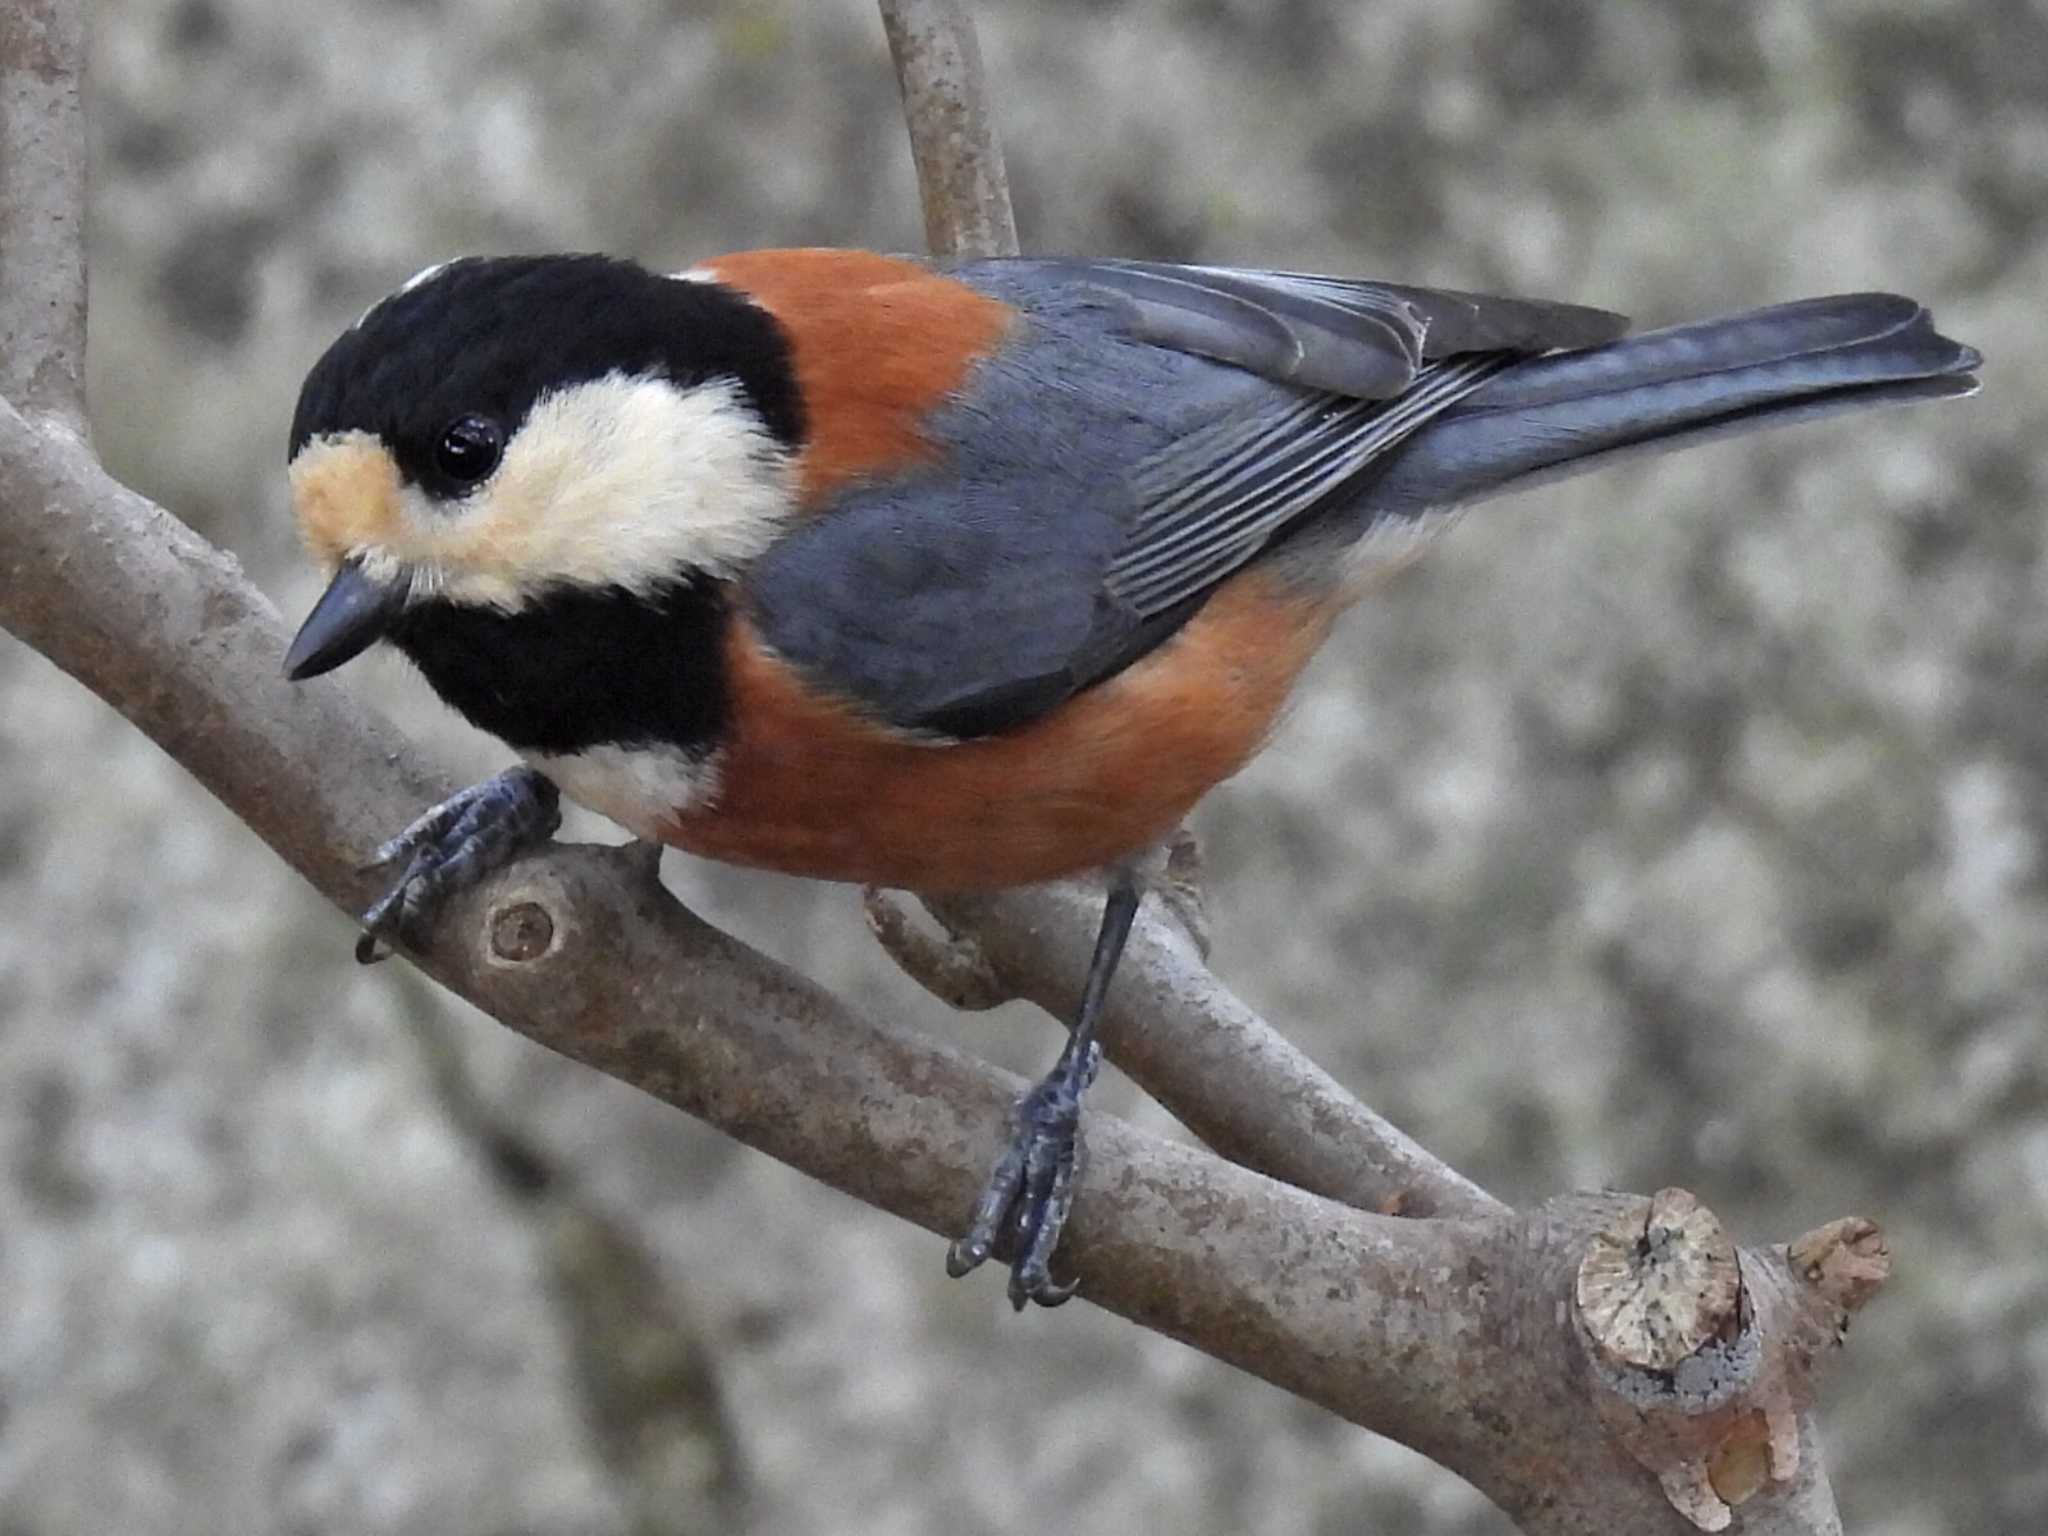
704 249 1015 508
661 567 1339 890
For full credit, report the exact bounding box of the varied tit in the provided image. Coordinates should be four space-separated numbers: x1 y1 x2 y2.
282 249 1980 1308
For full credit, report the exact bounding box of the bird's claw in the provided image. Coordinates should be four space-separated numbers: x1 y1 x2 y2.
950 1040 1099 1309
353 766 561 963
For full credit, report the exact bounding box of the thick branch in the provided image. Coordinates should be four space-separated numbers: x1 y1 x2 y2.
0 400 1841 1534
0 0 87 427
0 1 1863 1529
878 0 1019 259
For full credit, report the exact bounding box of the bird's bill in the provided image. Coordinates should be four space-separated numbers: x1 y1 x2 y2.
283 557 408 680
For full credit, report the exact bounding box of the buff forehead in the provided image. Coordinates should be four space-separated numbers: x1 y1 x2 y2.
289 432 403 569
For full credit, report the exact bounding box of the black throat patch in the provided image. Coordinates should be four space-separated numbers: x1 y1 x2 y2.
388 579 731 758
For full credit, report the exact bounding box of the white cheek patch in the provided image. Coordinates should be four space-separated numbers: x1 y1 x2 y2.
523 742 723 837
420 372 796 611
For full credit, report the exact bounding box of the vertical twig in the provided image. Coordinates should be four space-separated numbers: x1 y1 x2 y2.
878 0 1019 260
0 0 89 430
872 0 1495 1225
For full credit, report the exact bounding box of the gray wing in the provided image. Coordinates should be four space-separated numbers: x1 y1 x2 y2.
744 259 1628 737
1025 259 1627 393
1050 261 1626 618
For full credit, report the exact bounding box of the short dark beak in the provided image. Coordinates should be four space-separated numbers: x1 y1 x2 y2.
283 557 408 681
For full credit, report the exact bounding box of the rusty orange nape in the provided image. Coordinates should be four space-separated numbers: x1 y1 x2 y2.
702 249 1015 509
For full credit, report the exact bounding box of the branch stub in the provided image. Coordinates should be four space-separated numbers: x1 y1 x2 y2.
1788 1216 1890 1318
491 899 558 964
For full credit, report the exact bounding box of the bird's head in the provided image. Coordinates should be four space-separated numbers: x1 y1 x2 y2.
282 254 803 680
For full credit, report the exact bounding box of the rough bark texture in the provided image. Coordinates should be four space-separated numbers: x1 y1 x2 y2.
0 3 2031 1535
0 315 1860 1533
0 0 87 429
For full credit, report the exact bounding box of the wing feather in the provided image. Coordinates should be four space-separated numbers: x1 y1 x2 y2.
747 256 1625 737
1024 259 1626 397
1107 352 1516 616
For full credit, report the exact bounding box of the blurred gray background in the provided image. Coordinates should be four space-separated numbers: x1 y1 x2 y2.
0 1 2039 1532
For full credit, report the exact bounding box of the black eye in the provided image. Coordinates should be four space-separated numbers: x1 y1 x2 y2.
434 414 503 484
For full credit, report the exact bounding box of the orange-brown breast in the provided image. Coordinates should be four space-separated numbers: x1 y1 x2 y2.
701 249 1016 509
658 567 1340 891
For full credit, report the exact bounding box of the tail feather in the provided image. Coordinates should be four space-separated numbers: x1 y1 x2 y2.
1368 294 1980 512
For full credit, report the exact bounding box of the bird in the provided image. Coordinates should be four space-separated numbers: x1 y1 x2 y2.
281 248 1979 1309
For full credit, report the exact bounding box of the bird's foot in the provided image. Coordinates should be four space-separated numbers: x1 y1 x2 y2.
355 766 561 963
947 1038 1101 1310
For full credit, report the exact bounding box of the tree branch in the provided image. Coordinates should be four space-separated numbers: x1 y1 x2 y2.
878 0 1019 260
887 882 1503 1221
870 1 1496 1230
0 1 1879 1530
0 392 1758 1533
0 0 87 430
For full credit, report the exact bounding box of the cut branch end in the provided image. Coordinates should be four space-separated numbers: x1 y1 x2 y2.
1576 1189 1763 1532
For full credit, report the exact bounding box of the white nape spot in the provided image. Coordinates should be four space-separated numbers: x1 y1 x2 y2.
524 744 723 838
355 259 457 328
427 371 796 611
667 267 772 312
397 258 457 295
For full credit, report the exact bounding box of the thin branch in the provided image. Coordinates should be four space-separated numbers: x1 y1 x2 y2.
871 0 1497 1228
878 0 1019 259
906 883 1504 1220
0 0 88 429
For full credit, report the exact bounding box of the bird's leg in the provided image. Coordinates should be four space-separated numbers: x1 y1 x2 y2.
355 766 562 963
947 868 1142 1309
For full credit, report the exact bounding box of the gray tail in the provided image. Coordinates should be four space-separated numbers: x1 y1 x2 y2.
1368 294 1981 511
